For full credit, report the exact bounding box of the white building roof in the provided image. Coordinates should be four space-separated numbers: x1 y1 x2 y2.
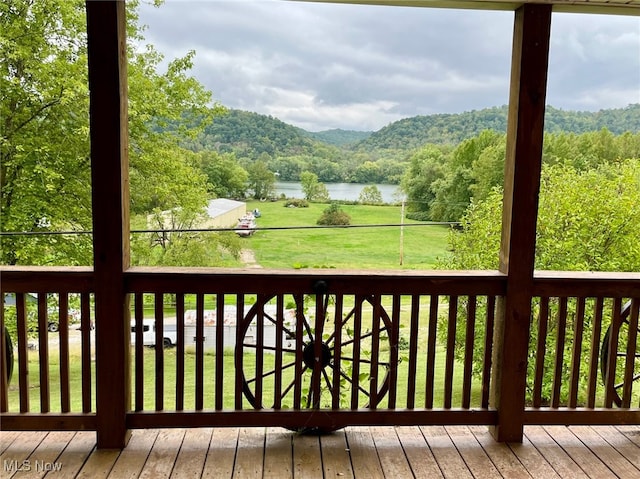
206 198 246 219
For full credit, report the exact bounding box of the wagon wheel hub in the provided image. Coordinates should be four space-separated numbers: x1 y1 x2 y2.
302 341 333 369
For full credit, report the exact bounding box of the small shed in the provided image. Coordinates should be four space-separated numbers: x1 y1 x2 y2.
204 199 246 228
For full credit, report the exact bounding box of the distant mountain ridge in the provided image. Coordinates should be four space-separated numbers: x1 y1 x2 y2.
196 104 640 159
354 104 640 151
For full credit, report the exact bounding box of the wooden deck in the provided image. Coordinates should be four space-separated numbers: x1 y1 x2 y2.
1 425 638 478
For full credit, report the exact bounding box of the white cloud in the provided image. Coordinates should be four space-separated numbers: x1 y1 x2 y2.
137 1 640 131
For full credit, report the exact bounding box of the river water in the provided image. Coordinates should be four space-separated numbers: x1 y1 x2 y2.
275 182 402 203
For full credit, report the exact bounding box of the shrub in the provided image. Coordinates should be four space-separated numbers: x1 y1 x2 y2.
284 199 309 208
316 203 351 226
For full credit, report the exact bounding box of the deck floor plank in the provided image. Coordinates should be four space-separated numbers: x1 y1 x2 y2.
0 430 47 478
395 425 444 478
0 425 635 478
446 425 501 479
51 431 98 479
107 429 158 479
371 425 415 478
0 431 20 455
74 447 120 479
171 427 213 479
201 427 239 479
524 426 589 479
543 425 618 479
263 427 293 479
420 426 474 479
616 425 640 448
510 430 561 479
344 426 385 479
569 426 640 479
320 430 354 478
469 425 532 478
137 428 186 479
233 427 265 478
293 432 322 477
21 431 77 479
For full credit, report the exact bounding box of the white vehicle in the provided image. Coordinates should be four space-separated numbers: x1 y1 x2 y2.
130 319 177 347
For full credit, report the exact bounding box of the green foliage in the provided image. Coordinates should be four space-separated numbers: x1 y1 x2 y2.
284 199 309 208
305 129 372 146
357 104 640 151
358 185 383 205
197 151 248 199
300 171 330 202
247 160 276 199
316 203 351 226
1 0 224 266
438 159 640 404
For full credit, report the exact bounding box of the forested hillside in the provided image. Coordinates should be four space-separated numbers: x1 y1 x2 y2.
355 104 640 151
305 129 373 146
190 104 640 163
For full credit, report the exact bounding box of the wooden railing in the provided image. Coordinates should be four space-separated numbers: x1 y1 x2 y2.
1 267 638 433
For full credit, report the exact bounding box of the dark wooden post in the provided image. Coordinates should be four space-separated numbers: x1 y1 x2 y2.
86 0 131 448
490 3 552 442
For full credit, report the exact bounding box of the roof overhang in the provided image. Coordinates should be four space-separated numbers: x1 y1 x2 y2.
294 0 640 16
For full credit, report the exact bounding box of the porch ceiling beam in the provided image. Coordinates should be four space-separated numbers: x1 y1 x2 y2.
294 0 640 15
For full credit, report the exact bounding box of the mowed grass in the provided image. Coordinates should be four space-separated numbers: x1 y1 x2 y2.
244 200 450 269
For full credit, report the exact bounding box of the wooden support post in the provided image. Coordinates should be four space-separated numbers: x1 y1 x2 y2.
490 4 552 442
86 0 131 448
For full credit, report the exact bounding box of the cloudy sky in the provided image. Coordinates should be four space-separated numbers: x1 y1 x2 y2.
137 1 640 132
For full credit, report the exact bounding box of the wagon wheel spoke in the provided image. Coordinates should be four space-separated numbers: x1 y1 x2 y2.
238 293 393 432
600 300 639 407
245 360 297 385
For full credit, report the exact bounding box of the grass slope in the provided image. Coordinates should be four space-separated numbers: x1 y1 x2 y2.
244 200 450 270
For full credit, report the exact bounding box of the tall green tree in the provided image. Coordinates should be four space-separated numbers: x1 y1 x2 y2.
247 160 275 200
198 151 248 199
300 171 330 202
1 0 224 265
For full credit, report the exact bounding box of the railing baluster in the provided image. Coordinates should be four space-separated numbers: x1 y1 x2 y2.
462 295 477 409
350 295 363 410
0 297 7 412
388 295 400 410
176 293 185 411
533 297 549 408
622 298 639 408
552 297 568 408
16 293 29 413
369 294 381 409
586 297 604 408
332 294 344 410
293 293 304 410
154 293 164 411
481 295 496 409
444 296 458 409
604 298 622 408
37 294 50 413
406 295 420 409
215 294 225 411
134 292 144 411
274 295 284 410
255 295 265 409
195 293 205 410
569 297 585 408
425 295 438 409
80 293 92 413
59 293 70 413
235 295 244 410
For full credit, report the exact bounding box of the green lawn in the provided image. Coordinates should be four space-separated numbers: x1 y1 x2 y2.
244 200 450 269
